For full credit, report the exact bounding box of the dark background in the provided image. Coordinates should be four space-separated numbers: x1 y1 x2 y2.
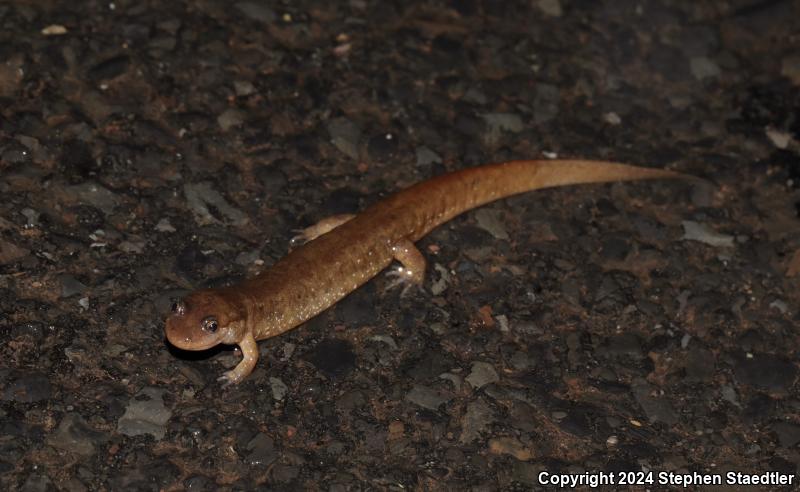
1 0 799 490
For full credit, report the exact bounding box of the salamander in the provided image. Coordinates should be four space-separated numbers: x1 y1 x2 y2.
165 159 690 385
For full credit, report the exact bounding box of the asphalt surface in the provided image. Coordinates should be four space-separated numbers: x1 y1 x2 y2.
1 0 799 490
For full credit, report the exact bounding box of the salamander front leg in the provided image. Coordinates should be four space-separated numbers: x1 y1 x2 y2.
290 214 356 247
385 237 427 296
218 332 258 387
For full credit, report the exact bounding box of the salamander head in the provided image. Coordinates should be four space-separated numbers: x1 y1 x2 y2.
165 290 247 350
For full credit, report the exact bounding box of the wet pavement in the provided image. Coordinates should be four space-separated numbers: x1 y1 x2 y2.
1 0 799 490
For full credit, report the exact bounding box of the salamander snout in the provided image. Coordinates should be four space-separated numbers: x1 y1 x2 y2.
164 290 244 351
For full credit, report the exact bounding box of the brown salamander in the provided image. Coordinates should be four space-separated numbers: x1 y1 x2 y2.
165 159 690 385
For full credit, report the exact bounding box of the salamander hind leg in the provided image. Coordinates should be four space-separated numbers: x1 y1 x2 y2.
385 237 427 297
290 214 356 247
218 333 259 387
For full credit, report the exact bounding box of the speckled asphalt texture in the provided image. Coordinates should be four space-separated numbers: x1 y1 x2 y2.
1 1 800 490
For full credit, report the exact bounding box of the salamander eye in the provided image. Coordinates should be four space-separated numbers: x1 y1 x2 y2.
201 316 218 333
171 301 186 316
